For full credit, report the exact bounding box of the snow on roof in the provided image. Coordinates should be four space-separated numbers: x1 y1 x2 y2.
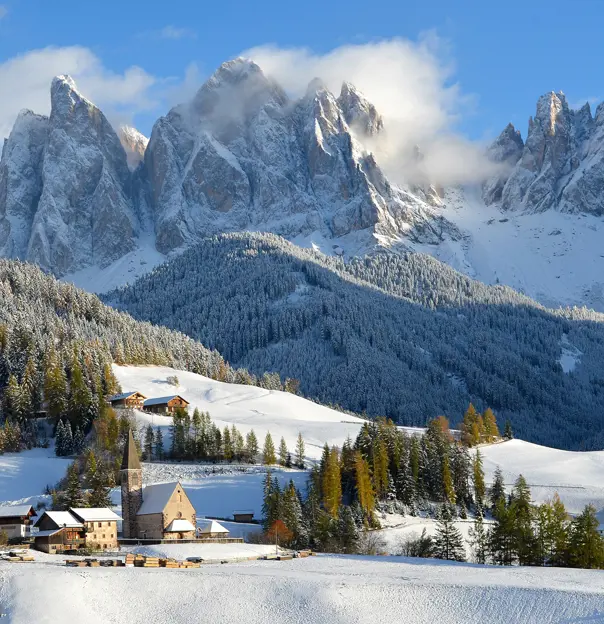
143 395 188 407
35 511 83 528
70 508 122 522
0 505 34 518
197 519 229 534
137 482 180 516
109 391 145 402
165 519 196 532
33 528 63 537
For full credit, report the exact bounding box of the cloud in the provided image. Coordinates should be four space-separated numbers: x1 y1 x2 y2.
243 36 500 186
0 46 157 138
159 25 196 40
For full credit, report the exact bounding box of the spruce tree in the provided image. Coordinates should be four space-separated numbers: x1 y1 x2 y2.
490 466 506 511
337 505 359 553
504 420 514 440
509 474 536 566
144 424 154 461
63 462 86 509
154 427 164 460
88 467 112 508
278 437 288 467
246 429 259 464
73 427 85 455
295 432 305 469
468 509 488 564
433 505 466 562
263 432 276 465
55 419 65 457
568 505 604 569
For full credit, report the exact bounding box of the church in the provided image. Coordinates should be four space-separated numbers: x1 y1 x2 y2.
121 430 197 540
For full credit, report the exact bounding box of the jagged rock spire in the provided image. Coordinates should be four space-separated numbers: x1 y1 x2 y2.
121 429 141 470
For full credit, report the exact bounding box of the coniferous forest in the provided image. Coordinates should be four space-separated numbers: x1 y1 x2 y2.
106 232 604 450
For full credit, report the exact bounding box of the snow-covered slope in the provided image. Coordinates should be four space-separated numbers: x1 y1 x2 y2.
113 364 367 460
3 553 604 623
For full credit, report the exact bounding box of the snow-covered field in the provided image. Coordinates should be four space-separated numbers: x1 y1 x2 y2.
2 552 604 623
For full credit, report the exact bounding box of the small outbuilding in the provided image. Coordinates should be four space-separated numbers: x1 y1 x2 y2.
197 519 230 539
143 395 189 414
108 391 147 410
0 505 37 540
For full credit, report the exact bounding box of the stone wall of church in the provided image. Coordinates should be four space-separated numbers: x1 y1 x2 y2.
136 513 164 539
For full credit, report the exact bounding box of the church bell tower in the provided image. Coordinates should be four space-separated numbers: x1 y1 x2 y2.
120 429 142 538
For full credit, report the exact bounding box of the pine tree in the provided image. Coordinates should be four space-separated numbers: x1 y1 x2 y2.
504 420 514 440
322 447 342 519
568 505 604 569
490 466 506 511
337 505 359 553
278 437 288 467
246 429 259 464
223 426 233 461
63 421 74 456
63 462 86 509
509 474 536 566
433 505 465 562
144 424 154 461
72 427 85 455
68 353 92 429
153 426 164 460
280 481 303 547
469 509 488 564
88 466 112 508
489 498 515 565
295 432 305 469
55 419 65 457
472 449 486 510
263 432 276 465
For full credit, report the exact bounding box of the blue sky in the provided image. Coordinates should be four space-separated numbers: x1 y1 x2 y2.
0 0 601 140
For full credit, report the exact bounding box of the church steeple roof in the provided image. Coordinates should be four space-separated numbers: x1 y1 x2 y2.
121 429 141 471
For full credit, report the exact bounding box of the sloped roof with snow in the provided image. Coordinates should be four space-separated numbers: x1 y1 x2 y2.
35 511 83 528
143 395 188 407
137 482 181 516
109 391 146 402
0 505 35 518
70 508 122 522
197 519 229 534
33 528 63 537
165 519 196 532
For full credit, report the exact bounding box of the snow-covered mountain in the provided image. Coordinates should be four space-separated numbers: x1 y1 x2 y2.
3 61 604 310
0 59 458 282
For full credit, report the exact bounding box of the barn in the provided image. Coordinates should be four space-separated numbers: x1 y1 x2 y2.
143 395 189 414
108 391 147 410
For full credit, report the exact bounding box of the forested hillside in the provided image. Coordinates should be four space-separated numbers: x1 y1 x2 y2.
0 259 288 450
105 233 604 450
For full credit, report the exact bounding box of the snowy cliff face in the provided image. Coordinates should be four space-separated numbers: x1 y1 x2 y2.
0 76 140 275
0 111 48 259
143 58 457 254
486 91 604 216
119 126 149 171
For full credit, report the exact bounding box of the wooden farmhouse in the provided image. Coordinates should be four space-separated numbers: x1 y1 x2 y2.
108 391 147 410
33 508 121 554
143 395 189 414
0 505 37 540
121 429 197 540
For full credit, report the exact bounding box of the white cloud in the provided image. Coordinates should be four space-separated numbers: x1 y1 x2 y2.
0 46 157 138
159 25 195 40
243 36 500 186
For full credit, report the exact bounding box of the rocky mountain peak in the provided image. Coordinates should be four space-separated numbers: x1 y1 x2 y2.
338 82 383 136
119 125 149 171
